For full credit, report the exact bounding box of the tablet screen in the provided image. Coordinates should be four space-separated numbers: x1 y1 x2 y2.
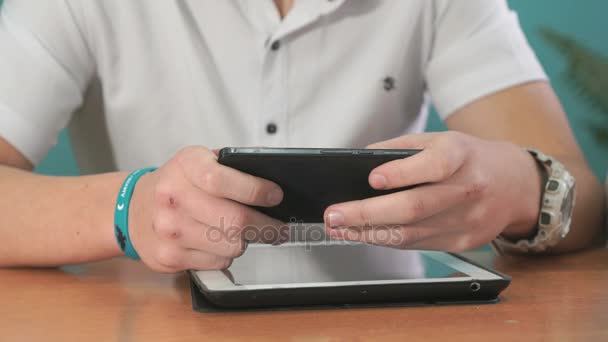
194 242 502 291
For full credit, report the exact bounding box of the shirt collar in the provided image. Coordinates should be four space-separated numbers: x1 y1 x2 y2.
236 0 347 40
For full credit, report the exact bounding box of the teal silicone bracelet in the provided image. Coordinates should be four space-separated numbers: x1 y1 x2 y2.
114 167 157 260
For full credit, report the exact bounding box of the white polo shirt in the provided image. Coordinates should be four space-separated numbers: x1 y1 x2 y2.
0 0 546 173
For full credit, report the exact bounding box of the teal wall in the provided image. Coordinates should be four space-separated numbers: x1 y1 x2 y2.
5 0 603 177
428 0 608 178
35 131 80 176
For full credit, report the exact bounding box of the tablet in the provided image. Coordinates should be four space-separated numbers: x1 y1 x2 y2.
190 242 511 309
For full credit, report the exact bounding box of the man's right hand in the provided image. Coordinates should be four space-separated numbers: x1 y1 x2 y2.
129 146 287 273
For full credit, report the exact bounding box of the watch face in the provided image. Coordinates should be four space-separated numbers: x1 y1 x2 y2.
561 185 575 220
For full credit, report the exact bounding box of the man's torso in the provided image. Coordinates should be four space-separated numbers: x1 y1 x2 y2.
68 0 433 171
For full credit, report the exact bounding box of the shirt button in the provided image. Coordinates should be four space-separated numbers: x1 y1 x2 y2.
270 40 281 51
266 123 278 134
383 77 396 91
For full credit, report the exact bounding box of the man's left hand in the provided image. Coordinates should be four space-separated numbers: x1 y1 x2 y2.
324 131 543 252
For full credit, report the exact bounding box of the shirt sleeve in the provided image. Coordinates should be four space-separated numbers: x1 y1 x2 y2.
0 0 94 164
425 0 547 119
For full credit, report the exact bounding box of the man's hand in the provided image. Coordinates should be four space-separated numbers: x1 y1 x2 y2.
129 146 287 273
324 131 543 252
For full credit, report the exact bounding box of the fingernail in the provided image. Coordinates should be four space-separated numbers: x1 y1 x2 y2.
267 188 283 205
272 236 287 246
327 211 344 228
278 232 290 244
370 173 388 189
328 229 341 239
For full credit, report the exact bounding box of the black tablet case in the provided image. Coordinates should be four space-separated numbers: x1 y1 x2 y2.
189 253 511 313
189 276 504 313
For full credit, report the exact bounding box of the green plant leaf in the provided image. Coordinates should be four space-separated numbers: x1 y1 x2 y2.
587 122 608 145
539 27 608 115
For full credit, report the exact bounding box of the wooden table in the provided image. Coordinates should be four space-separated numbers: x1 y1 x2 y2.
1 248 607 342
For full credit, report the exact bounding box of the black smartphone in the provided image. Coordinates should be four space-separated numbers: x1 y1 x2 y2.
218 147 421 222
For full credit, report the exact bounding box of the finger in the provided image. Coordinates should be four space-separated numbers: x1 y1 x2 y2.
182 249 234 271
325 182 474 228
374 207 496 252
203 163 283 207
368 143 466 190
394 210 503 252
399 232 478 253
327 204 478 250
366 133 439 150
243 224 290 245
154 210 249 258
164 216 247 258
154 183 288 245
197 224 249 258
328 225 444 249
171 184 285 230
152 243 232 271
179 147 283 207
194 191 289 244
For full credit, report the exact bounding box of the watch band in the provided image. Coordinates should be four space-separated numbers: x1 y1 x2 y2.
492 148 576 254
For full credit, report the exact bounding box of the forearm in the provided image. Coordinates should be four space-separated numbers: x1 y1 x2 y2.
0 165 128 267
501 151 604 254
551 157 605 253
445 82 605 254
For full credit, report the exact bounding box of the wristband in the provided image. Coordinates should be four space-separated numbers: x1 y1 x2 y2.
114 167 157 260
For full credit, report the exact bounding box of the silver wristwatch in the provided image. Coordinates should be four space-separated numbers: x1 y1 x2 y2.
492 148 576 254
